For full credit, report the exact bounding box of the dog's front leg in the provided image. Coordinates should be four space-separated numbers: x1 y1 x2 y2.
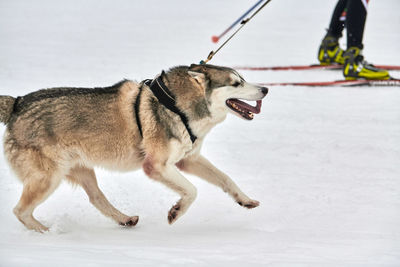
177 155 259 209
143 157 197 224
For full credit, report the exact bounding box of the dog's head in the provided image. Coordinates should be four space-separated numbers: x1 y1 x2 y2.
187 64 268 120
162 64 268 122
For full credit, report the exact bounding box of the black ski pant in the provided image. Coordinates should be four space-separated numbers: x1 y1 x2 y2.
327 0 368 49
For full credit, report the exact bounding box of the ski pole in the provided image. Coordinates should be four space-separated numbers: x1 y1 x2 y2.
201 0 272 64
211 0 266 43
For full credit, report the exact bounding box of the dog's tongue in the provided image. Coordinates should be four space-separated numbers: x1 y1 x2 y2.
231 99 262 114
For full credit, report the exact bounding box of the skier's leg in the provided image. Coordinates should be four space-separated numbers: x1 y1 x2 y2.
328 0 348 38
346 0 368 49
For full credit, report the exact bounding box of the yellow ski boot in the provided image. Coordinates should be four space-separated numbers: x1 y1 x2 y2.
318 35 345 65
343 47 390 80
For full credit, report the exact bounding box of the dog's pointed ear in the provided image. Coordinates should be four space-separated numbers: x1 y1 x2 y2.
189 63 199 70
189 64 206 73
188 71 206 84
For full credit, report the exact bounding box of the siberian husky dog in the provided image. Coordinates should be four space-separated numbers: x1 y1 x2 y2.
0 64 268 232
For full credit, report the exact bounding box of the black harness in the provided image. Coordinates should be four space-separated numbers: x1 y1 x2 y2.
134 75 197 144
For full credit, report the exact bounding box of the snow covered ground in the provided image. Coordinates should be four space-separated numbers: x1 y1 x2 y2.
0 0 399 266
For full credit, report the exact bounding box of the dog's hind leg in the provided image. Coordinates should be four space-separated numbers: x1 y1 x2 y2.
143 157 197 224
12 151 62 232
177 155 259 209
66 166 139 227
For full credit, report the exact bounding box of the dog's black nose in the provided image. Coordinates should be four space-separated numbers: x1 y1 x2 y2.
261 87 268 95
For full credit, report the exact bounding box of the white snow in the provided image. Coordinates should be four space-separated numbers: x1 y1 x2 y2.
0 0 399 266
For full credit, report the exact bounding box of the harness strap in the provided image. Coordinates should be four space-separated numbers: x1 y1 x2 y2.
134 76 197 144
134 80 150 138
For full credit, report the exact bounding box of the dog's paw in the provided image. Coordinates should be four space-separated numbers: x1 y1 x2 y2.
237 199 260 209
168 203 181 224
32 224 50 233
119 216 139 227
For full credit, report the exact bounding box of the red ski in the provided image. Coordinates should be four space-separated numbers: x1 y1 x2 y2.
259 78 400 87
235 64 400 71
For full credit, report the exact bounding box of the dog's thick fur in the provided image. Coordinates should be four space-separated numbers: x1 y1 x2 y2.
0 64 267 232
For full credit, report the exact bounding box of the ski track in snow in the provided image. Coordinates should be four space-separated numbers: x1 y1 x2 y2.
0 0 399 266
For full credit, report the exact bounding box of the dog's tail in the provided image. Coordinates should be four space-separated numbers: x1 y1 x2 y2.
0 95 16 124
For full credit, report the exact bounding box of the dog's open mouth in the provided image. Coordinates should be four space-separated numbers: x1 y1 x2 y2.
226 99 262 120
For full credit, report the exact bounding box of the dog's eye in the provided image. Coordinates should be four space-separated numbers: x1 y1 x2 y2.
232 81 241 87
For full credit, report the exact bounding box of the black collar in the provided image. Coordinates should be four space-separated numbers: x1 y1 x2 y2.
134 74 197 144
